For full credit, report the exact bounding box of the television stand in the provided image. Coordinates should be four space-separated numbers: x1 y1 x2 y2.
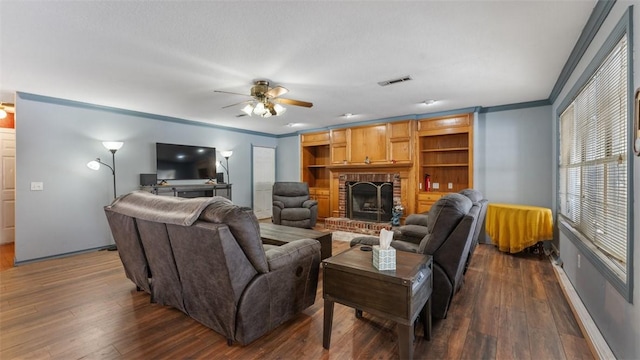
141 184 232 200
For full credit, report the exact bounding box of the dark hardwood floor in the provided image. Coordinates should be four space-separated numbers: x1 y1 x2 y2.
0 237 592 359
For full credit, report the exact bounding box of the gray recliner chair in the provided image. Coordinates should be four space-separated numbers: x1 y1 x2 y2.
272 182 318 229
393 189 488 248
351 193 478 319
458 189 488 273
105 191 321 345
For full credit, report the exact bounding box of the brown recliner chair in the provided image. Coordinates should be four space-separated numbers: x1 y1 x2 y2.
105 191 321 345
272 182 318 228
351 193 478 319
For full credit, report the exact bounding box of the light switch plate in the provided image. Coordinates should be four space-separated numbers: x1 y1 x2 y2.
30 182 44 191
432 182 440 189
448 182 453 189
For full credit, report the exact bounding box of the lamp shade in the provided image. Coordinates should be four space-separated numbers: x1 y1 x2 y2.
273 103 286 115
221 150 233 158
87 160 101 170
253 102 265 115
241 104 254 116
102 141 124 151
0 109 6 120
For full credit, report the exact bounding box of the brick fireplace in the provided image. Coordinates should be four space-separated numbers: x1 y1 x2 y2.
324 172 401 235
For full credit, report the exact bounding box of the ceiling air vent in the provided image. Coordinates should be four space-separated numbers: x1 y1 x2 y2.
377 75 412 86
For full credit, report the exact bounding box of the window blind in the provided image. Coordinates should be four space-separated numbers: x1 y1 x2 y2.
559 34 628 266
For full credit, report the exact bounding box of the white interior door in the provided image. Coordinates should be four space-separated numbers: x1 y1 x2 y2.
0 128 16 244
252 145 275 219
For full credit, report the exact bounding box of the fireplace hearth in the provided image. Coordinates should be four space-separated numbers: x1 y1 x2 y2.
324 172 401 236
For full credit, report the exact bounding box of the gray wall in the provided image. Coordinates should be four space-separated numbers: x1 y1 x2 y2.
15 93 278 263
476 106 553 208
276 135 301 181
551 2 639 358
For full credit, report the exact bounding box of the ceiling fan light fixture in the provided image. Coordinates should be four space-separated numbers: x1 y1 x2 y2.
261 110 272 118
273 103 286 115
0 109 6 120
241 104 254 116
253 102 265 115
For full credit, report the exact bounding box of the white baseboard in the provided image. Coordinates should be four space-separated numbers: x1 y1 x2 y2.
550 259 616 360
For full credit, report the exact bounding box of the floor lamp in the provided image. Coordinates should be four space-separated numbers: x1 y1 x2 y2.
217 150 233 183
87 141 123 250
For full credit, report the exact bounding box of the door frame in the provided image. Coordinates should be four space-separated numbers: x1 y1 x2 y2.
251 145 276 219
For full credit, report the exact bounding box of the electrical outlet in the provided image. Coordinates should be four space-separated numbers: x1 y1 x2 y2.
448 182 453 189
30 182 44 191
433 182 440 190
577 254 581 269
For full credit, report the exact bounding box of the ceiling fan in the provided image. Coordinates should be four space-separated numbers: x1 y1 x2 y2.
215 80 313 118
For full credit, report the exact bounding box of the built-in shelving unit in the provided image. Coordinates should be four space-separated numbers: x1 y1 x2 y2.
416 113 473 213
301 131 331 218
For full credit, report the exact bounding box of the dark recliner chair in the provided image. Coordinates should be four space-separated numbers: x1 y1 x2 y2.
105 191 321 345
272 182 318 228
351 193 478 319
393 189 488 252
458 189 488 273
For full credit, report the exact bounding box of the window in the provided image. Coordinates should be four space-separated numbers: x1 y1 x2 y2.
557 14 632 301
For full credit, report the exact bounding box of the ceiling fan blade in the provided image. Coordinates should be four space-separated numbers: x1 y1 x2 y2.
221 100 252 109
214 90 252 97
275 98 313 108
265 86 289 99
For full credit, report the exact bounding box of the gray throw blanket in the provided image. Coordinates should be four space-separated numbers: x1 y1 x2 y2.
107 190 225 226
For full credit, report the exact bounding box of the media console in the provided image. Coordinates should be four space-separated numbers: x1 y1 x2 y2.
140 184 232 200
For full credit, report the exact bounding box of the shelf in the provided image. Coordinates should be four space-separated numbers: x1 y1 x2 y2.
422 147 468 152
327 162 413 170
307 164 328 168
422 163 469 167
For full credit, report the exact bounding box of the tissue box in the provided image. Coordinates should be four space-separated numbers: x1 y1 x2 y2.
372 245 396 270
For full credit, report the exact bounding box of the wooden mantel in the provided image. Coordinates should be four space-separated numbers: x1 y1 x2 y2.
327 162 413 171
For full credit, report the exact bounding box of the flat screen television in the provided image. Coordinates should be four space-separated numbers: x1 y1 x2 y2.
156 143 217 181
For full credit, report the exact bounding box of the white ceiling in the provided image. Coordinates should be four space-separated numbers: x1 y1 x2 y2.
0 1 596 135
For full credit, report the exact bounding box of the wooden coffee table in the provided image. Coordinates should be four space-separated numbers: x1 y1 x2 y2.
322 245 432 360
259 223 332 260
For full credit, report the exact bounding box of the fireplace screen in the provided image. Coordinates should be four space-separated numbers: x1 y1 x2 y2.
346 181 393 222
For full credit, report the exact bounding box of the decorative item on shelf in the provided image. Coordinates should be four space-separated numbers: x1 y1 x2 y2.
364 156 370 164
424 174 431 192
216 150 233 183
391 203 404 226
87 141 123 199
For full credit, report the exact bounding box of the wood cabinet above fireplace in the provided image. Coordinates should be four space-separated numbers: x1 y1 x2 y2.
329 120 414 166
